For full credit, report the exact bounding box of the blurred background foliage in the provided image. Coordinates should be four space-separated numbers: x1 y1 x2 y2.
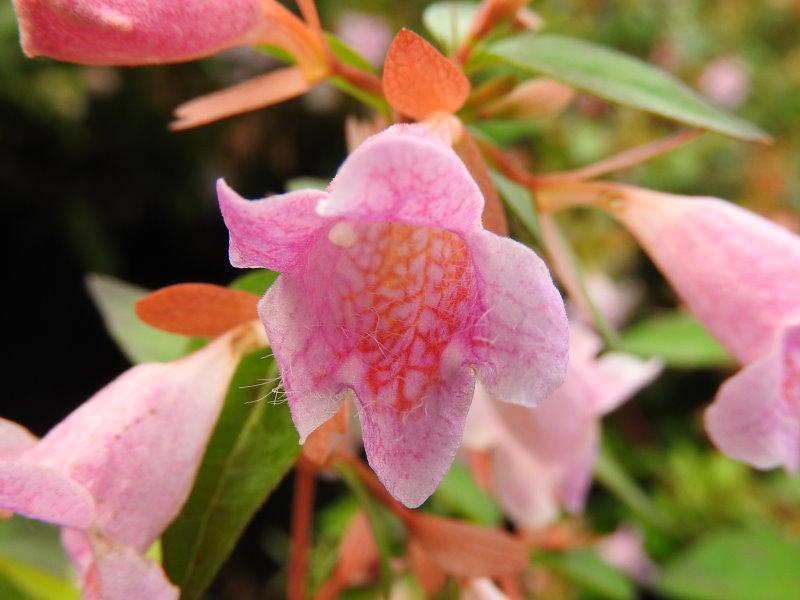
2 1 800 598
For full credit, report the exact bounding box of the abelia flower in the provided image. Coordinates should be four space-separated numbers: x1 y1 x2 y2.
591 185 800 472
463 321 661 526
217 124 569 507
0 324 264 599
13 0 271 65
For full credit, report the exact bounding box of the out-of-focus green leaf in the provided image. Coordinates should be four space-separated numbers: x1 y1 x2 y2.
595 441 671 530
285 177 329 192
329 75 390 115
0 557 78 600
471 119 546 144
85 273 188 364
536 550 635 600
486 34 770 142
0 518 70 577
162 353 300 600
229 269 279 296
430 463 502 526
490 169 541 240
658 529 800 600
325 33 376 73
423 1 479 54
620 311 732 368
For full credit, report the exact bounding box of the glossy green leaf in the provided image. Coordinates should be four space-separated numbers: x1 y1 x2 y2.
658 529 800 600
430 462 502 526
486 34 770 142
162 353 300 600
537 550 635 600
490 169 541 240
423 1 479 54
229 269 279 296
621 311 732 368
85 273 188 364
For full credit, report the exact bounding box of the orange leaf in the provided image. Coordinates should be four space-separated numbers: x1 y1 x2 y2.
408 537 448 596
136 283 259 337
453 131 509 236
171 66 314 130
301 402 350 468
407 513 527 577
382 29 470 120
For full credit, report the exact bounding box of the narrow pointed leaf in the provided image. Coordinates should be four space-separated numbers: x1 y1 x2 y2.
162 353 300 600
85 274 188 364
487 34 770 142
620 311 733 368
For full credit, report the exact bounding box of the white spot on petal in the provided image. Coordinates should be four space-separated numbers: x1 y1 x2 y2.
328 222 358 248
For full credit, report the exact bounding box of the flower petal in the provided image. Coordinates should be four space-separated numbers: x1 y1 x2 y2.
357 364 475 507
0 462 95 528
171 66 315 131
88 532 178 600
217 179 329 272
20 327 252 550
382 29 470 120
467 231 569 406
705 324 800 471
14 0 265 65
0 419 37 460
609 187 800 364
258 276 348 441
321 125 484 236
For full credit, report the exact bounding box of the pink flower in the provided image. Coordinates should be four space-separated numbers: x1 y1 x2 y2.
0 324 263 599
12 0 271 65
596 525 657 585
593 185 800 471
217 125 569 507
463 322 661 527
335 11 392 66
697 56 749 109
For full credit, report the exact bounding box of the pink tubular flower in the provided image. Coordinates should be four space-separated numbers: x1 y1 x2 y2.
588 184 800 471
12 0 271 65
0 324 264 599
217 125 569 507
463 322 661 527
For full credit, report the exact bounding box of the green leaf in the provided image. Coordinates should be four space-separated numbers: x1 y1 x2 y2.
423 2 479 54
285 177 329 192
324 33 376 74
658 529 800 600
594 441 671 530
0 557 78 600
162 353 300 600
490 169 541 241
430 463 502 526
85 273 189 364
620 311 732 368
536 550 635 600
229 269 279 296
486 34 770 142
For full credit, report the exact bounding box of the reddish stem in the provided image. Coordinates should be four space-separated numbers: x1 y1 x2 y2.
331 60 384 97
288 462 316 600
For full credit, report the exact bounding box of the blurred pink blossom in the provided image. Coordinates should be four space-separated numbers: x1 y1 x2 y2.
604 186 800 472
335 11 392 66
698 56 749 109
597 525 658 584
463 321 661 527
0 325 263 599
217 124 569 507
